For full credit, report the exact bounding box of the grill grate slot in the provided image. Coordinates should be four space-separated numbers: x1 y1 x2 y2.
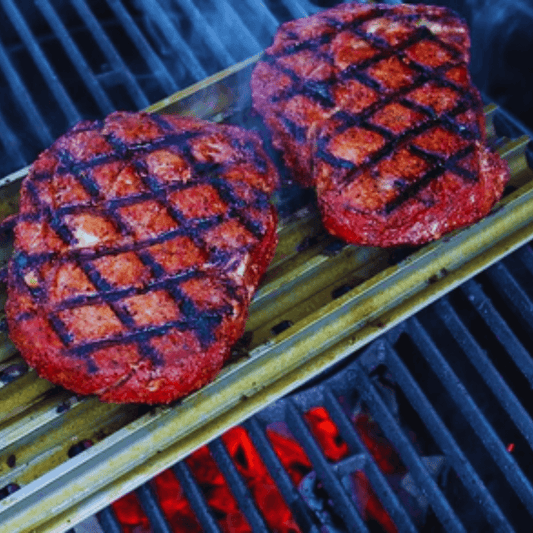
135 0 208 83
35 0 115 116
70 0 150 109
323 388 419 532
208 438 269 531
243 417 320 533
383 340 513 532
352 362 467 532
163 0 235 66
135 483 173 533
285 400 371 533
0 38 53 147
0 0 82 124
461 278 533 388
435 297 533 451
407 316 533 515
172 461 222 532
105 0 178 95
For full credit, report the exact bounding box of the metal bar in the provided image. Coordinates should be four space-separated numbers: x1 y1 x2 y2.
70 0 150 109
198 0 263 56
0 40 52 146
285 401 371 533
134 0 207 82
208 438 269 531
323 389 419 533
484 262 533 323
436 296 533 450
237 0 280 36
35 0 115 116
168 0 235 67
105 0 177 95
278 0 309 19
243 417 319 532
461 278 533 387
0 0 81 125
173 462 222 533
96 508 122 533
135 484 172 533
384 341 514 533
0 110 25 168
408 316 533 515
351 362 467 533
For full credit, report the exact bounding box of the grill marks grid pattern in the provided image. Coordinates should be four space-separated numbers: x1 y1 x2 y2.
94 245 533 532
0 0 349 177
9 113 272 374
261 5 482 210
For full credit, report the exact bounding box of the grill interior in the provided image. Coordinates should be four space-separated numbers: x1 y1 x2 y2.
0 1 533 532
90 245 533 532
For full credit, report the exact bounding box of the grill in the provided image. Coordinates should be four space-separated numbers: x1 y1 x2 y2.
0 1 532 532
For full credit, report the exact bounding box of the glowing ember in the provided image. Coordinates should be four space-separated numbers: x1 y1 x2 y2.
151 469 202 532
111 492 151 533
507 443 515 453
222 426 302 533
109 407 406 533
186 445 251 533
304 407 350 462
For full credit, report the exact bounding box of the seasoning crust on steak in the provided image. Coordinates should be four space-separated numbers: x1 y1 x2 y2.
4 111 279 404
251 3 509 246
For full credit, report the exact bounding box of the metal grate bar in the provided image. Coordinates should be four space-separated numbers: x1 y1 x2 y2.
35 0 115 116
136 484 172 533
136 0 207 82
436 296 533 450
323 388 419 533
351 362 467 533
204 0 263 56
279 0 309 19
0 111 25 167
238 0 280 35
70 0 150 110
169 0 236 67
512 245 533 284
105 0 178 95
0 38 53 147
0 0 81 125
383 341 514 533
96 508 122 533
208 438 269 531
173 462 222 533
243 417 320 533
408 316 533 514
285 400 371 533
461 279 533 387
484 262 533 322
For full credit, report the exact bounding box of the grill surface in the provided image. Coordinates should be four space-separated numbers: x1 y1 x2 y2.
0 1 533 532
91 244 533 532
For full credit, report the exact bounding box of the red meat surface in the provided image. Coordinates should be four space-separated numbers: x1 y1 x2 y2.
251 3 509 246
4 111 279 404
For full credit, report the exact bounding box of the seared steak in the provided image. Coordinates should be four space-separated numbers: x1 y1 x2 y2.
4 112 279 404
251 3 509 246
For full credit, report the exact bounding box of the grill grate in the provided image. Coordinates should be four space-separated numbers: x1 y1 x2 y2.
0 0 347 177
93 243 533 532
1 1 533 532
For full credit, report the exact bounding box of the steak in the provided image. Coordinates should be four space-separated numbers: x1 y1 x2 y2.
3 111 279 404
251 3 509 246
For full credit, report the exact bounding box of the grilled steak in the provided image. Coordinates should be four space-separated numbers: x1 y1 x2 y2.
4 111 279 404
251 3 509 246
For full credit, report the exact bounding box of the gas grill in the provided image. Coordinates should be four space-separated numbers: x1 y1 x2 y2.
0 1 532 532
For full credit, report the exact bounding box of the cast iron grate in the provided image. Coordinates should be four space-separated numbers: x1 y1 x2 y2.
85 241 533 533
